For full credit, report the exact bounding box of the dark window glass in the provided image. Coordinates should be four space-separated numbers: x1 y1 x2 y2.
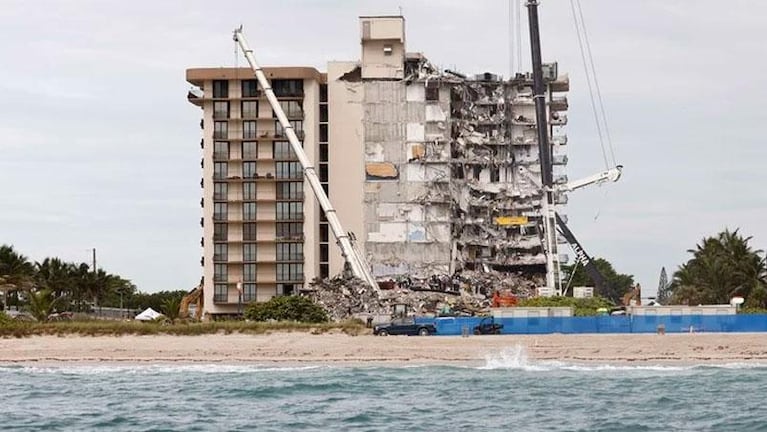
214 121 228 139
243 121 257 139
319 223 329 243
319 143 328 162
213 182 228 200
242 80 258 97
243 182 256 200
242 101 258 118
242 142 258 159
320 244 329 263
319 84 328 102
214 223 228 241
272 79 303 97
320 264 329 278
213 101 229 119
243 283 257 302
243 162 257 179
243 223 257 241
319 124 328 142
214 284 228 302
213 80 229 98
243 243 257 261
319 163 328 183
320 104 328 122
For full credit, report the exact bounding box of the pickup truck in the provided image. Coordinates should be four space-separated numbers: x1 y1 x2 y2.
373 317 436 336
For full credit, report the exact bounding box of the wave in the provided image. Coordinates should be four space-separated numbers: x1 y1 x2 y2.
0 364 324 375
476 345 767 372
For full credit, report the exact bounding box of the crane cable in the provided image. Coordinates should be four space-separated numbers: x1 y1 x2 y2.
570 0 616 169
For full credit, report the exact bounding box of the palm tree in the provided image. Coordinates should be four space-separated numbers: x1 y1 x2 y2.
26 289 59 321
161 297 181 322
0 245 36 309
670 229 767 305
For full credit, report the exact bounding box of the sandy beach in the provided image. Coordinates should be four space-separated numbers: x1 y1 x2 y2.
2 333 767 365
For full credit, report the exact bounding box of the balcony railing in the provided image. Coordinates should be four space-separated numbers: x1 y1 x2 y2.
213 274 228 282
243 131 258 140
213 254 228 262
213 152 229 161
213 131 228 139
213 213 228 221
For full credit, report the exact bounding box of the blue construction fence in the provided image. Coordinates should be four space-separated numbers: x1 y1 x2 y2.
415 314 767 335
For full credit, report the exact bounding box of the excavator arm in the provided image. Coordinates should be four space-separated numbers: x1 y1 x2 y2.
179 284 203 320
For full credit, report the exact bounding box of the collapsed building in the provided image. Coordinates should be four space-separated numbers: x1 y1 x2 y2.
188 15 570 317
341 17 570 285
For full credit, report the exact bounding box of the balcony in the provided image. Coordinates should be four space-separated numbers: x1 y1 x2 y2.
213 152 229 161
213 131 228 140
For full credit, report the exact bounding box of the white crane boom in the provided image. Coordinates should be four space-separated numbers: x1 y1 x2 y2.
555 165 623 193
232 27 378 291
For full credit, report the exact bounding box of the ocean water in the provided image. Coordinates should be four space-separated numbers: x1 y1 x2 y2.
2 346 766 432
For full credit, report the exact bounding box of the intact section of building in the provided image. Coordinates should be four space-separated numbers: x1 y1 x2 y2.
188 15 570 317
187 67 325 315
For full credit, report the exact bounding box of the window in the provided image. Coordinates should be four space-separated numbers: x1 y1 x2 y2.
243 243 257 261
213 162 228 179
277 100 303 118
320 223 329 243
214 284 228 303
277 263 303 282
320 244 329 263
213 264 228 282
277 243 303 261
425 81 439 102
214 121 228 139
490 167 500 182
243 283 256 302
276 161 302 179
213 203 228 221
243 223 257 241
243 182 256 200
242 142 258 160
276 222 302 240
319 124 328 142
213 141 229 160
214 223 228 241
319 104 328 122
243 162 257 179
272 79 303 97
212 80 229 98
243 202 257 221
243 121 257 139
242 101 258 118
242 80 258 97
213 243 228 261
213 182 228 200
319 144 328 162
319 163 328 183
320 264 329 279
275 120 303 138
276 202 303 221
213 101 229 119
320 84 328 102
243 264 256 282
276 181 303 200
273 141 295 160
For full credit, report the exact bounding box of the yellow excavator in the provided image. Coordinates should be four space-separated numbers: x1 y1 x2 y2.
622 284 642 307
179 284 203 320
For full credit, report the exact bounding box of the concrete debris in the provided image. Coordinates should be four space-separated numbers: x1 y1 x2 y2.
305 272 543 321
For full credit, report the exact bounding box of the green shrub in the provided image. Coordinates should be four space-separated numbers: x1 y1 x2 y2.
0 311 11 326
244 295 328 323
517 296 615 316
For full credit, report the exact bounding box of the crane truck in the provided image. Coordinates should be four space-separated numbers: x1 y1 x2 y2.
232 27 379 292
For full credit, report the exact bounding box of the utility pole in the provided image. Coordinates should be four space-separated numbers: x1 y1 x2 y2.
526 0 560 295
91 248 100 316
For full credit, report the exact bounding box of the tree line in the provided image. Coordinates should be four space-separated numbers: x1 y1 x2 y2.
0 245 187 320
565 229 766 308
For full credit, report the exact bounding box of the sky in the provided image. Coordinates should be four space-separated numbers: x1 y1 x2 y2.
1 0 765 295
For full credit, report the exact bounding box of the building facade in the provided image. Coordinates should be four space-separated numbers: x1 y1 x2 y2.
188 16 569 316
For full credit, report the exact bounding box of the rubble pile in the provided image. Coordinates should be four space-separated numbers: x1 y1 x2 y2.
304 272 543 321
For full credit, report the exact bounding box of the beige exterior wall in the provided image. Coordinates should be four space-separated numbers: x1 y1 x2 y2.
360 16 405 79
327 61 366 276
188 67 325 316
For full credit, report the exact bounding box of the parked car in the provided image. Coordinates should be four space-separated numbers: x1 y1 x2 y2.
473 316 503 335
373 317 436 336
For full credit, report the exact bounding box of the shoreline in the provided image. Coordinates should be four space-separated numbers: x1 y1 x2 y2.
3 333 767 366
